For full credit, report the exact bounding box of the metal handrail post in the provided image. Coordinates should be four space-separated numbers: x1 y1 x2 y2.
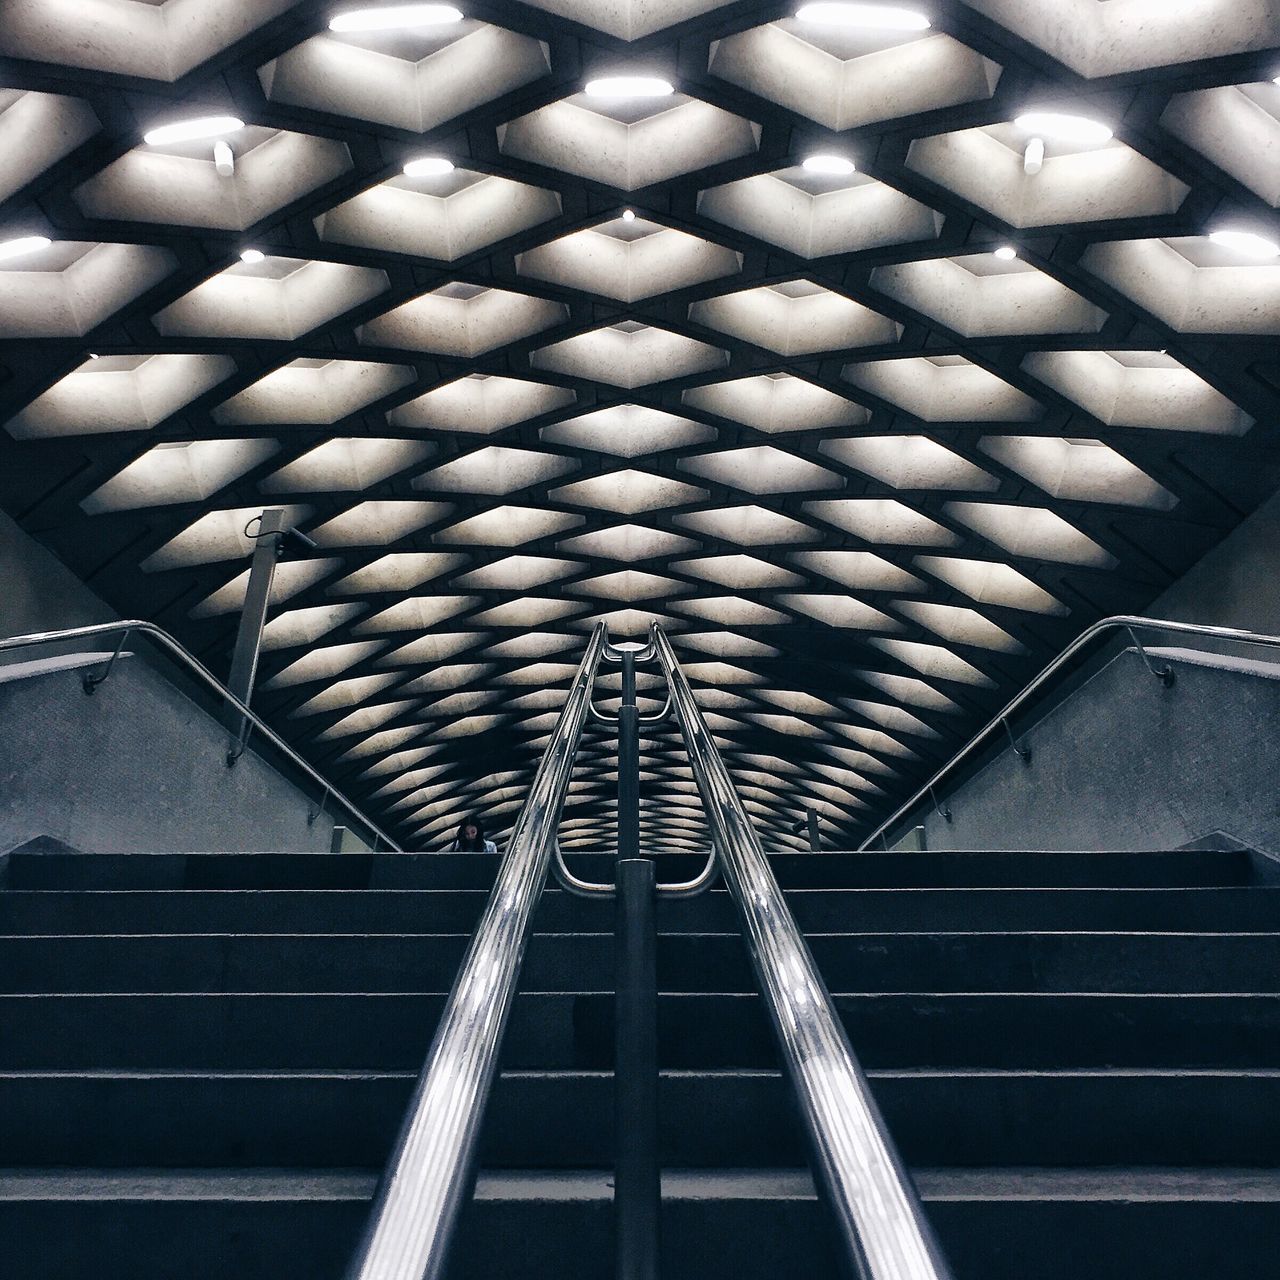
618 649 640 863
859 614 1280 851
653 625 953 1280
344 622 607 1280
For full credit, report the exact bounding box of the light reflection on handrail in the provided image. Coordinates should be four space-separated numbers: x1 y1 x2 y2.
859 614 1280 852
0 619 400 852
343 622 608 1280
653 623 954 1280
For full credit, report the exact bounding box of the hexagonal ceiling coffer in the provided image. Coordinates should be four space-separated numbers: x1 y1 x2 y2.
963 0 1280 78
316 169 561 262
75 129 352 232
212 359 417 426
155 258 388 340
391 376 575 437
683 373 868 433
359 284 566 357
700 167 941 258
906 124 1188 228
500 95 760 191
1022 351 1253 435
843 356 1042 421
1081 238 1280 334
691 282 899 354
710 19 1000 130
520 0 733 39
0 242 174 339
0 90 99 204
6 354 236 439
541 405 715 456
259 20 550 132
531 324 729 388
871 255 1107 337
518 216 742 302
1162 82 1280 208
0 0 295 80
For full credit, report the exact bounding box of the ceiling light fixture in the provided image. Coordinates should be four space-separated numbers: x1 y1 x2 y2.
802 154 856 175
584 76 675 99
1013 111 1113 145
403 156 455 177
622 209 637 222
240 248 266 264
796 3 931 29
143 115 245 146
994 246 1017 261
1208 228 1280 260
329 4 463 32
213 139 235 178
0 235 52 263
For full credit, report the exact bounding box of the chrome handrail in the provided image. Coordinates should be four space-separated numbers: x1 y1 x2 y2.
0 619 401 852
652 624 953 1280
859 614 1280 852
344 622 607 1280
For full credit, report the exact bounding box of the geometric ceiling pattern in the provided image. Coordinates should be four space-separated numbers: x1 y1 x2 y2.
1 0 1279 852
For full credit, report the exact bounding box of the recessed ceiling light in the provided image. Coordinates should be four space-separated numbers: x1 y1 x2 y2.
329 4 463 32
584 76 675 99
802 154 856 175
403 156 455 177
1013 112 1113 145
0 235 52 263
240 248 266 264
1209 229 1280 260
795 3 931 30
622 209 637 222
994 246 1017 261
143 115 245 147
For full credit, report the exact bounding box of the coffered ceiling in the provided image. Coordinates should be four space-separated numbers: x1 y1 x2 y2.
2 0 1279 850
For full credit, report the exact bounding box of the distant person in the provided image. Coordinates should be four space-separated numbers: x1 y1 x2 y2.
450 816 497 853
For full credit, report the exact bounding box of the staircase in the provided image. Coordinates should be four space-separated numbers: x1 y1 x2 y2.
2 844 1279 1279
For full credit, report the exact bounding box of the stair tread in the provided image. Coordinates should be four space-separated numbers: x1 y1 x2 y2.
7 1166 1280 1202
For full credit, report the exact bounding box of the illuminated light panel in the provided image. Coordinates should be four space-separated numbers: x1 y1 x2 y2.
802 154 856 176
584 76 675 98
239 248 265 264
0 236 52 263
403 157 455 178
1208 229 1280 260
994 246 1017 261
1013 112 1113 145
329 4 463 31
795 3 931 30
143 116 245 146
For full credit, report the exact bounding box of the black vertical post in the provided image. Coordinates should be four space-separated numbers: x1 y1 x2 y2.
614 647 658 1279
806 807 821 853
615 857 658 1280
618 651 640 862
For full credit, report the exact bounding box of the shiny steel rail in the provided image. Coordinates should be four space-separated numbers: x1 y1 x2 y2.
0 618 401 852
858 614 1280 852
653 624 953 1280
344 622 607 1280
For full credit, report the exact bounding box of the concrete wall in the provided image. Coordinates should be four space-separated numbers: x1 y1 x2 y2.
0 510 117 640
0 651 339 855
1147 487 1280 634
912 648 1280 853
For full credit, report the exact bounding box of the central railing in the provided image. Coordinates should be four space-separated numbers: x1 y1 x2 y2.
346 621 952 1280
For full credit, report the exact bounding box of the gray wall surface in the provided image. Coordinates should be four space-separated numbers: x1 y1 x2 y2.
0 510 116 639
912 648 1280 853
0 654 337 854
1147 486 1280 634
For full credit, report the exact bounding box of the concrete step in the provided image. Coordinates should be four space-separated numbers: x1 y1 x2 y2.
2 886 1277 936
3 1067 1278 1170
2 992 1277 1070
4 1166 1278 1280
6 848 1254 892
0 930 1277 994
